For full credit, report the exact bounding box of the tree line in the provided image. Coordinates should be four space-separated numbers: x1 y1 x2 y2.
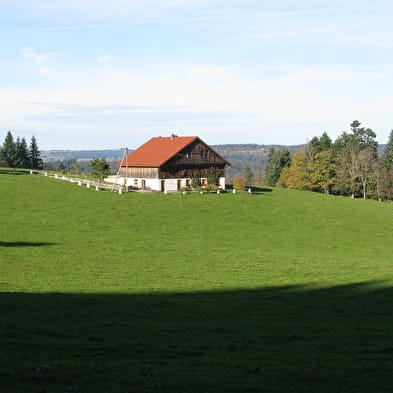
264 120 393 200
0 131 43 169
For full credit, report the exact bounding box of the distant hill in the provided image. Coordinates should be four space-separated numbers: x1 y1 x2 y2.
41 149 125 162
212 144 304 180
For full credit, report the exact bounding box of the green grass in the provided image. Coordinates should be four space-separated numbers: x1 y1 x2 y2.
1 169 393 392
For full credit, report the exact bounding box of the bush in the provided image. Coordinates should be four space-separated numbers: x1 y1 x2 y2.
233 176 245 190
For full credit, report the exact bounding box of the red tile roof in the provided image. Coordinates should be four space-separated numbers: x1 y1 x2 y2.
119 136 199 167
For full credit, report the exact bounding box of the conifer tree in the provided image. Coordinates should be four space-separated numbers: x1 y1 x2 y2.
1 131 17 168
29 135 43 169
319 132 332 151
264 148 290 186
380 130 393 168
15 137 30 168
243 167 254 185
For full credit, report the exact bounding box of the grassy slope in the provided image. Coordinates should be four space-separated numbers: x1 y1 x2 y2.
1 170 393 392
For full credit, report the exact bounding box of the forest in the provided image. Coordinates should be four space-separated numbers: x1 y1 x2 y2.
0 131 43 170
264 120 393 200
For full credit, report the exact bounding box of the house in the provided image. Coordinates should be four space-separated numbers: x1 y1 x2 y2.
110 134 230 192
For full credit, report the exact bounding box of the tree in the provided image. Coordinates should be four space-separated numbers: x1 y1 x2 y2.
319 132 332 151
1 131 17 168
310 150 336 194
90 158 110 181
29 135 43 169
243 167 254 185
278 151 314 190
72 160 81 174
15 137 29 168
334 121 378 198
233 176 245 190
350 120 378 154
357 148 378 199
335 144 361 198
304 137 321 163
380 130 393 169
304 132 332 163
188 170 201 189
201 167 221 187
264 148 291 186
376 166 393 201
377 130 393 201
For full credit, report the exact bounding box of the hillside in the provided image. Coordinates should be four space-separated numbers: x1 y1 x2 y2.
41 148 124 162
213 144 303 179
2 170 393 392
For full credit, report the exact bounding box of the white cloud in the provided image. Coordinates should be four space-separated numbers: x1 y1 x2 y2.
21 47 56 79
22 46 53 65
98 55 115 63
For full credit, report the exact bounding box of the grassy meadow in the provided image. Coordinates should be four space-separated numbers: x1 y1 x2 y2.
1 169 393 392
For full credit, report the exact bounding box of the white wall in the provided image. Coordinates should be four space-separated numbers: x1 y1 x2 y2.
105 176 227 192
164 179 178 192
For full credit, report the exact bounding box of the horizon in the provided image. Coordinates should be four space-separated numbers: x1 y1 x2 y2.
1 1 393 150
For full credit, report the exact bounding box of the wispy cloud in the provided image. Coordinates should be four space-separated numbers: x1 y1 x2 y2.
22 46 53 65
21 47 56 78
98 55 115 63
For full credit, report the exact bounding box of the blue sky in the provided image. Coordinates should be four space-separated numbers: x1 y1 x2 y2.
1 0 393 149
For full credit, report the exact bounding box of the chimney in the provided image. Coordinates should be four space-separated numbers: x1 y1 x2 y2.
170 133 178 140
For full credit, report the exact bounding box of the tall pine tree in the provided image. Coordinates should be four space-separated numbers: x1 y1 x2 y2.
16 137 30 168
264 148 291 186
1 131 17 168
380 130 393 168
29 135 43 169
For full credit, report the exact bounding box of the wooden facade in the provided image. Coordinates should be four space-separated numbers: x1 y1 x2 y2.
157 139 227 180
119 167 158 178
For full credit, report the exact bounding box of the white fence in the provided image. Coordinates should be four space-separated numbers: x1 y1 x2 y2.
33 171 123 193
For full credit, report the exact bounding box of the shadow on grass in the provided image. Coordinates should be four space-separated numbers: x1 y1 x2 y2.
0 168 30 175
1 282 393 393
0 241 56 247
225 185 273 195
248 185 273 193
